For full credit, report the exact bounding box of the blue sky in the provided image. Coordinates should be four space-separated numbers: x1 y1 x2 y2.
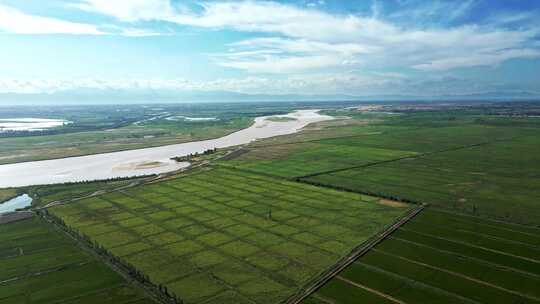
0 0 539 99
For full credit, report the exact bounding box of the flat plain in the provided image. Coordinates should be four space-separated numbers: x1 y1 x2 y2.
3 102 540 304
221 105 540 303
0 216 154 304
28 178 145 208
0 103 291 165
306 132 540 224
227 110 540 224
49 166 410 304
305 208 540 304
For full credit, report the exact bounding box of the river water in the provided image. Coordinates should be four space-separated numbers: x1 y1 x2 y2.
0 118 71 132
0 110 332 188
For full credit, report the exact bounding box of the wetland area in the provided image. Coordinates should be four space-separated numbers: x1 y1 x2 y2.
0 109 331 187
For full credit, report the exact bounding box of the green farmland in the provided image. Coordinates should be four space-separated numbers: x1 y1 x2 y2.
49 167 410 304
3 0 540 300
0 189 18 203
305 208 540 304
0 216 154 304
3 102 540 303
27 178 146 208
0 116 252 165
226 111 540 224
218 107 540 303
224 140 416 178
305 134 540 224
0 102 293 165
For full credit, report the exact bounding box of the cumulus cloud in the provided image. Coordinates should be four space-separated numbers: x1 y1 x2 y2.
167 2 393 43
7 1 538 72
72 0 536 73
0 4 102 35
167 1 539 72
2 0 539 97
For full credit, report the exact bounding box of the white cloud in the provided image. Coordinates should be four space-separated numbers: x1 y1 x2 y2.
64 1 539 72
0 4 159 36
230 37 376 55
120 28 163 37
306 0 325 8
450 0 477 21
390 0 476 23
218 55 343 74
488 11 540 27
0 0 535 80
413 48 540 71
371 0 382 19
1 74 538 97
413 49 540 71
0 4 102 35
70 0 174 22
161 1 540 72
166 2 394 43
100 24 165 37
214 37 377 73
0 76 391 95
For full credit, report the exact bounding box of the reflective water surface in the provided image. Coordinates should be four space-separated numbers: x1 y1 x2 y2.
0 110 332 187
0 194 33 214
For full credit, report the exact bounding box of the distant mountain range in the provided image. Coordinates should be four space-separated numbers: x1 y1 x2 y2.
0 88 539 105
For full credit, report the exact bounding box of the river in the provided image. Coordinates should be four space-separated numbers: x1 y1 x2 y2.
0 110 332 188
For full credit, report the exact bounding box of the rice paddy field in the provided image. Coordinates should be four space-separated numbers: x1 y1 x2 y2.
226 113 540 224
306 135 540 224
223 141 416 178
4 103 540 304
304 208 540 304
48 167 410 304
0 216 155 304
217 108 540 303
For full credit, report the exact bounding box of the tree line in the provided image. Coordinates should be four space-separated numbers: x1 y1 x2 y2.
171 148 218 162
36 209 184 304
296 178 423 205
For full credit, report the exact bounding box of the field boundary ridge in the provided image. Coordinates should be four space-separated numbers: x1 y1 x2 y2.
283 203 427 304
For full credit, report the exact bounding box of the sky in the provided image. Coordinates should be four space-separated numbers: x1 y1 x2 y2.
0 0 539 101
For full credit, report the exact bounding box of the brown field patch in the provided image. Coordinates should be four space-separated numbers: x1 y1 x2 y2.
377 199 409 208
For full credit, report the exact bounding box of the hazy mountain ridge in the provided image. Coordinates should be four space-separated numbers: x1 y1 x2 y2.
0 88 539 105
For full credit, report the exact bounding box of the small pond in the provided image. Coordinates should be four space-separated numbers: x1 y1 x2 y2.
0 194 33 214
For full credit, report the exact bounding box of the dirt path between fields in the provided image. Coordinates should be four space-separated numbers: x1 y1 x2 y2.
336 275 406 304
400 227 540 264
312 294 336 304
0 261 90 285
284 203 426 304
373 249 540 302
389 236 540 280
296 138 518 180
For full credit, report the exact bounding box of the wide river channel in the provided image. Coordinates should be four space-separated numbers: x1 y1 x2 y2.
0 110 332 188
